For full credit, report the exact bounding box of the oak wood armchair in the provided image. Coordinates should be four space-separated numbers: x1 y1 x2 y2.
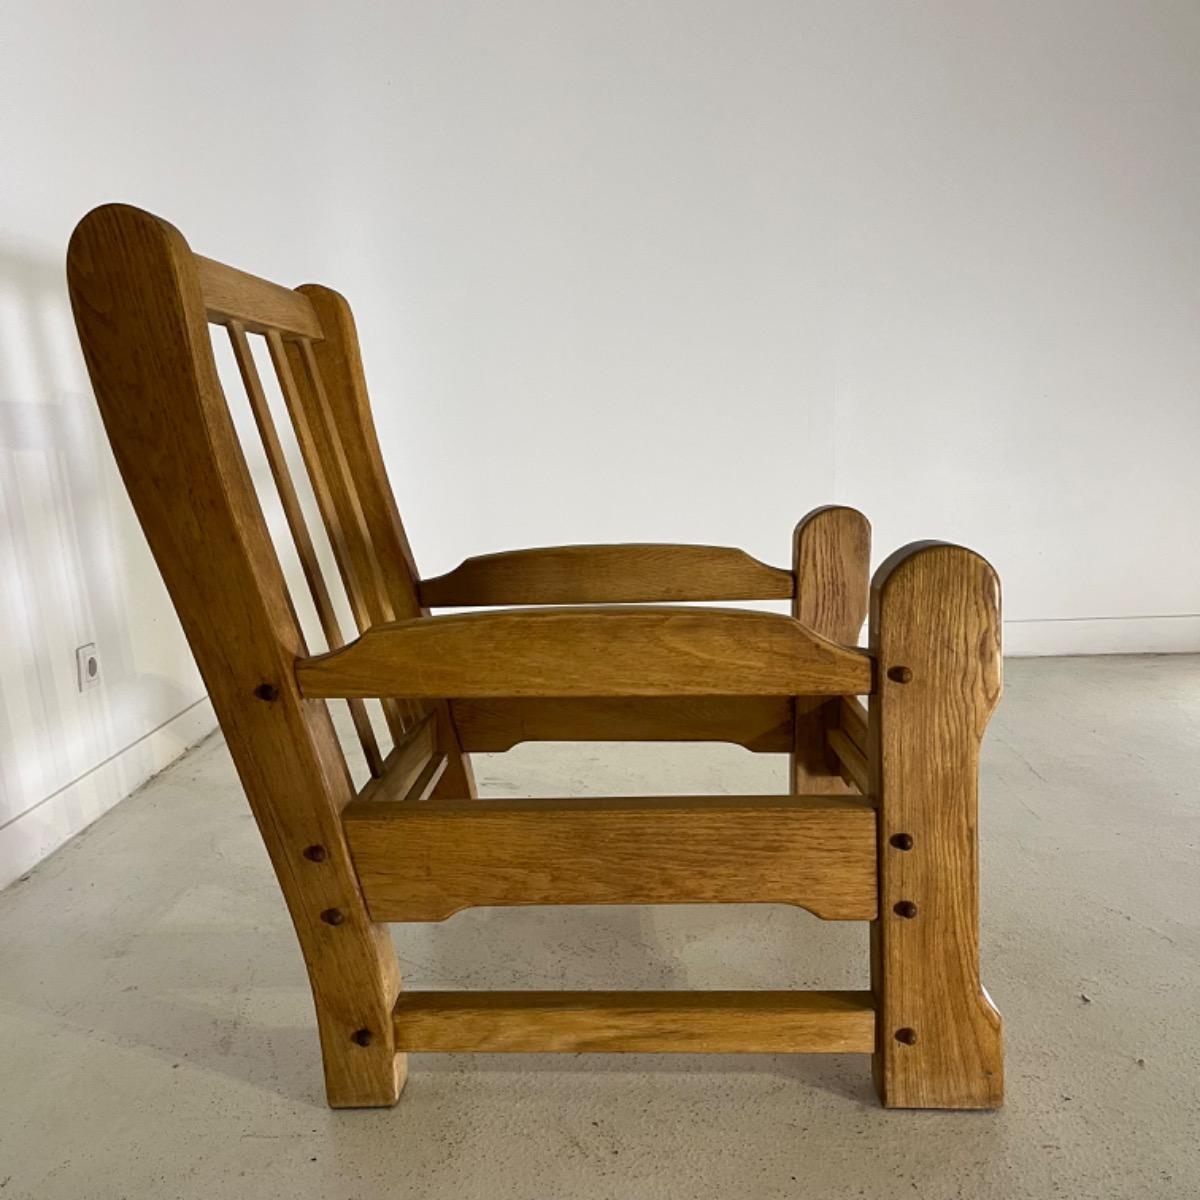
68 204 1004 1110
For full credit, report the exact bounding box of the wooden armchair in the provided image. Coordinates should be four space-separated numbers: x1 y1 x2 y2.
68 204 1003 1110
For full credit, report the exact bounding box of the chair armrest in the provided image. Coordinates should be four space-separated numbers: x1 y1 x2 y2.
417 544 794 606
295 606 873 699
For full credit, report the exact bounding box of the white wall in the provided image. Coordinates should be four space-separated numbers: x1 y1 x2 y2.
2 1 1198 884
0 242 216 888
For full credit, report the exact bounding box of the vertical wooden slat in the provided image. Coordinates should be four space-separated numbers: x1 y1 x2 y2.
294 338 424 735
264 329 410 744
227 321 384 777
291 295 424 612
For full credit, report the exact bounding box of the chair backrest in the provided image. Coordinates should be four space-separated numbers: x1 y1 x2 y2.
67 203 429 782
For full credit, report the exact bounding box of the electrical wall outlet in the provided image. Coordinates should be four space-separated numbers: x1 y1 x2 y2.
76 643 101 691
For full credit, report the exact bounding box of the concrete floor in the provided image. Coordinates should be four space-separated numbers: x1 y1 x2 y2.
0 655 1197 1199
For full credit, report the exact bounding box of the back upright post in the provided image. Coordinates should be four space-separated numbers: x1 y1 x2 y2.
67 205 404 1107
869 542 1004 1108
791 506 871 793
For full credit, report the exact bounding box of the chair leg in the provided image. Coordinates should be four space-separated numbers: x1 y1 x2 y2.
790 506 871 794
272 720 406 1109
869 542 1004 1108
306 920 405 1109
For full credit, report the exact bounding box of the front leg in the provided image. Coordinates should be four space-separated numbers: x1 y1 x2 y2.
869 541 1004 1108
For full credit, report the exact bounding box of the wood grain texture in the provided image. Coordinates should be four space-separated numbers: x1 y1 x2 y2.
195 253 322 339
393 990 876 1053
869 541 1004 1109
344 794 877 921
296 285 475 799
790 506 872 794
793 507 872 642
68 205 403 1107
449 696 793 752
419 543 793 606
297 607 874 699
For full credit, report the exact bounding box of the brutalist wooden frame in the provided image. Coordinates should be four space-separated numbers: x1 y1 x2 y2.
68 204 1003 1109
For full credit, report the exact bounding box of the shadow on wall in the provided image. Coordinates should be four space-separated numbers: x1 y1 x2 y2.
0 243 208 888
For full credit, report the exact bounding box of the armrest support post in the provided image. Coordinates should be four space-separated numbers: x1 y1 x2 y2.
790 507 872 794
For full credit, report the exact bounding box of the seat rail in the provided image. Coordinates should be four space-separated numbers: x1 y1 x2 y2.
449 695 794 752
344 793 877 922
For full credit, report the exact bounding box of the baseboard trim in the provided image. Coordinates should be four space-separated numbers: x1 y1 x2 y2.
1004 614 1200 657
0 697 217 891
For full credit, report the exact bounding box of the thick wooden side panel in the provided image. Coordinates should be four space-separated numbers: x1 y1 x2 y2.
68 205 402 1108
394 991 876 1053
419 543 794 606
870 542 1004 1109
194 254 322 339
449 696 794 752
345 795 877 921
297 607 874 699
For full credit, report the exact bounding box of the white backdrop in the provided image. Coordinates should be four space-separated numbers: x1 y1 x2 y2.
2 0 1198 883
